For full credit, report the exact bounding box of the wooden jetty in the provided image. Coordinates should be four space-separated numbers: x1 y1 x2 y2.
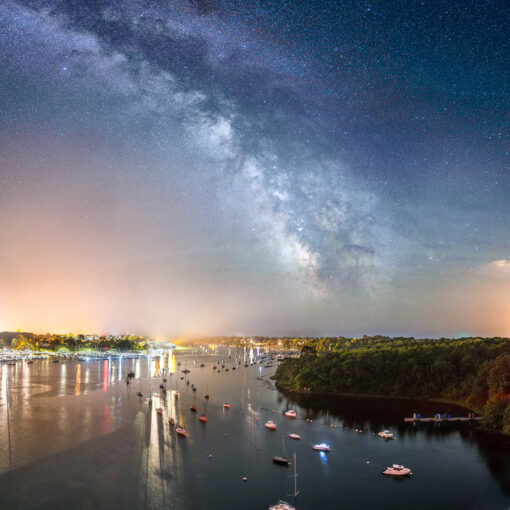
404 413 481 423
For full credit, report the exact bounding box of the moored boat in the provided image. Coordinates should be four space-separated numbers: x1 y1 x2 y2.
156 407 163 415
265 420 277 430
289 433 301 440
382 464 412 476
176 427 187 437
312 443 331 452
378 430 394 440
269 502 295 510
285 410 297 419
273 437 290 465
223 403 231 408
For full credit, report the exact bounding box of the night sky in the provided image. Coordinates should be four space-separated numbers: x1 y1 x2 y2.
0 0 509 337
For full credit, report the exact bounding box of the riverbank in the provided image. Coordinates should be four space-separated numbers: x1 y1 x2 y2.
274 381 476 411
274 336 510 435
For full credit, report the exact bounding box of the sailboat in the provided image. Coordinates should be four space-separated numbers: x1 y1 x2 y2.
273 437 290 465
174 374 180 399
199 397 208 423
269 453 299 510
190 391 197 412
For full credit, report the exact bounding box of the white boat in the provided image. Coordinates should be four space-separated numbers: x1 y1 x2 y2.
378 430 394 440
269 501 295 510
289 433 301 440
382 464 412 476
265 420 277 430
285 410 297 418
312 443 331 452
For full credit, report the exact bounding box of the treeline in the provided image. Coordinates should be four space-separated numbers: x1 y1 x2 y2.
0 332 148 352
274 336 510 434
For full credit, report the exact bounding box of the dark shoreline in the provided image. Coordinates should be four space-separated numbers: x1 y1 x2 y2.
275 381 510 438
274 381 474 411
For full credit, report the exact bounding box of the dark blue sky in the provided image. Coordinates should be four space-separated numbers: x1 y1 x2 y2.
0 0 509 337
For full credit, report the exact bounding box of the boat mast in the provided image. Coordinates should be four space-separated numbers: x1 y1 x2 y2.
288 452 299 507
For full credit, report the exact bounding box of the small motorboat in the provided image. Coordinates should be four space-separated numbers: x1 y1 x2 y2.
272 456 290 466
378 430 394 440
192 387 197 392
156 408 163 415
265 421 277 430
174 391 180 399
269 501 295 510
127 371 135 378
176 427 187 437
382 464 412 476
147 398 152 405
182 369 190 374
137 392 143 397
288 433 301 440
204 394 209 399
199 415 207 423
312 443 331 452
159 384 164 389
190 405 197 412
223 403 231 408
284 410 297 419
200 364 205 367
169 417 175 426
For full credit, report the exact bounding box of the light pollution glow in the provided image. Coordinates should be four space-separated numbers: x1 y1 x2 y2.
0 1 509 338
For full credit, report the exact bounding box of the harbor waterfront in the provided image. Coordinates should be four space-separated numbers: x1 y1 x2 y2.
0 347 509 509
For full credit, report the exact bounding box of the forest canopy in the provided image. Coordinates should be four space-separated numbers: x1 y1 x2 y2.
274 336 510 434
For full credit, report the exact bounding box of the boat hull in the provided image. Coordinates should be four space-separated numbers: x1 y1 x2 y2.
272 456 290 466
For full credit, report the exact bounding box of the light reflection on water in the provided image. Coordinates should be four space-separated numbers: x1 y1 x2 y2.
75 363 81 396
0 350 508 510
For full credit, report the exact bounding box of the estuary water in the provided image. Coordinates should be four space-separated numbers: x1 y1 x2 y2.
0 347 509 510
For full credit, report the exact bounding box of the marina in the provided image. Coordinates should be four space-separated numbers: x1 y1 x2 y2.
0 347 509 509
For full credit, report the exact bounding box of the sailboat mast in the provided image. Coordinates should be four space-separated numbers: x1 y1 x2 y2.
292 452 299 506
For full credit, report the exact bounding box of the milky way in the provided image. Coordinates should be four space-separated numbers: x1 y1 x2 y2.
0 1 508 337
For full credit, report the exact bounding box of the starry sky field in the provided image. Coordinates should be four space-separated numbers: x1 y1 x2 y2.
0 0 508 337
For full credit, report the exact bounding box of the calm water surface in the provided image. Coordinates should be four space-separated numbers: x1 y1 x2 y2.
0 348 509 509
